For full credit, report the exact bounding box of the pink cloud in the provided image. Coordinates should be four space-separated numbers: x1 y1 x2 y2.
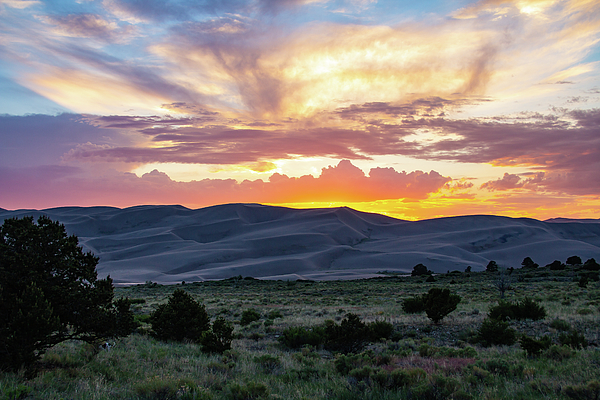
0 160 450 210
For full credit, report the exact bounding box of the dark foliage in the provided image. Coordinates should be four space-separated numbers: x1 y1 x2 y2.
583 258 600 271
422 288 461 323
279 313 393 353
149 289 209 343
402 296 425 314
520 335 551 356
411 263 432 276
547 260 566 270
240 309 261 326
200 316 234 354
278 326 326 349
521 257 539 269
488 298 546 321
114 298 138 337
559 330 588 349
0 216 118 371
476 318 517 347
566 256 582 266
486 260 498 272
425 275 436 282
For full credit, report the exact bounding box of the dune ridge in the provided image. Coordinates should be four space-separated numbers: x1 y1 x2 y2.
1 204 599 285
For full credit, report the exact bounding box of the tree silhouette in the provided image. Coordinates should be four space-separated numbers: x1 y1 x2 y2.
0 216 120 371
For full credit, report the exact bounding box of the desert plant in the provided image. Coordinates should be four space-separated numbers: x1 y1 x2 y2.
549 318 571 331
402 296 425 314
201 316 234 354
367 320 394 341
476 318 517 347
278 326 326 348
495 268 512 299
325 313 371 353
226 381 269 400
0 216 118 371
114 298 138 337
566 256 582 266
149 289 209 343
421 288 461 323
559 330 588 349
486 260 499 272
411 263 432 276
547 260 566 270
583 258 600 271
488 298 546 321
521 257 539 269
240 309 261 326
520 335 551 357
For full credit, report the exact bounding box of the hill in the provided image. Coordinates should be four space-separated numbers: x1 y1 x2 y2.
1 204 599 284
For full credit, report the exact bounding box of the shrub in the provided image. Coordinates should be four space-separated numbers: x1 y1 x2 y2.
367 320 394 341
546 344 574 361
240 309 261 326
114 298 139 337
422 288 461 323
402 296 425 314
201 316 234 354
425 275 436 282
578 276 589 288
278 326 326 348
486 260 498 272
520 335 551 356
476 318 517 347
521 257 539 269
325 313 371 353
254 354 281 373
150 289 210 343
559 330 588 349
564 380 600 400
488 298 546 321
411 263 432 276
583 258 600 271
547 260 566 270
226 382 269 400
566 256 582 266
0 216 118 371
549 318 571 331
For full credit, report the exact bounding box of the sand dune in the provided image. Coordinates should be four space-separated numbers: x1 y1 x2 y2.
1 204 599 284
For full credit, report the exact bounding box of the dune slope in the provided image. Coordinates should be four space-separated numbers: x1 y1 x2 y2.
1 204 599 284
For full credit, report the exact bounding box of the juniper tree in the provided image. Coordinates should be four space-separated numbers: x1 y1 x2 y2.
0 216 125 371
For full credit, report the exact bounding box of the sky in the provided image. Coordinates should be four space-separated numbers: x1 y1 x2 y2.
1 0 599 221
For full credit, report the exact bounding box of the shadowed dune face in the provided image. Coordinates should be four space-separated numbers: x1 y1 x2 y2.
1 204 599 284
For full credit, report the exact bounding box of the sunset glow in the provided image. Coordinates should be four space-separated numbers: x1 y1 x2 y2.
1 0 599 220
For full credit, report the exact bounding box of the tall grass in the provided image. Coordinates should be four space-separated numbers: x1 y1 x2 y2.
1 267 599 399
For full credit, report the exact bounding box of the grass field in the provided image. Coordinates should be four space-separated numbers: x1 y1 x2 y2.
1 267 599 399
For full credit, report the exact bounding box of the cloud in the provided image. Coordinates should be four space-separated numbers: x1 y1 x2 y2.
39 13 135 41
0 160 450 209
481 173 523 191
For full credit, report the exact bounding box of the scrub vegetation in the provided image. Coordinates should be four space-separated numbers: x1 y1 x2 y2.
1 264 599 399
2 217 600 399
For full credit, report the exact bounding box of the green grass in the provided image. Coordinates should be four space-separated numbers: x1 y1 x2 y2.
1 267 599 399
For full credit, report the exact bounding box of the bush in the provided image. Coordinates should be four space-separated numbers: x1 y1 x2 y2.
476 318 517 347
488 298 546 321
422 288 461 323
486 260 498 272
325 313 371 353
411 263 432 276
521 257 539 269
547 260 566 270
150 289 210 343
226 382 269 400
0 216 118 371
240 309 261 326
278 326 326 348
520 335 551 356
566 256 582 266
583 258 600 271
279 314 392 353
201 317 234 354
402 296 425 314
367 320 394 341
114 298 139 337
559 330 588 349
549 318 571 331
546 344 574 361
